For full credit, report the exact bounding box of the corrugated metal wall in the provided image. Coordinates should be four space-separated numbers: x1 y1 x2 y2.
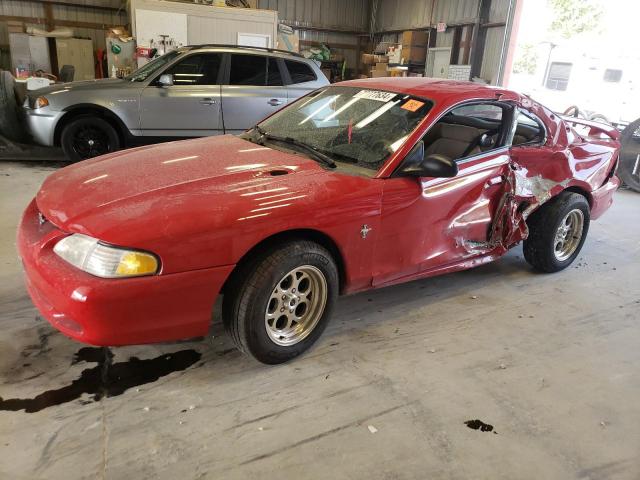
480 25 506 84
257 0 369 31
256 0 368 76
374 0 432 31
0 0 127 51
373 0 509 31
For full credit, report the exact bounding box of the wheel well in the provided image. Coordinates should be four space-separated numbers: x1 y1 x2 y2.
222 229 347 295
563 186 593 208
54 106 127 146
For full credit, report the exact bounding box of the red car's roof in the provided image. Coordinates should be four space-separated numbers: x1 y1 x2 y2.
336 78 522 104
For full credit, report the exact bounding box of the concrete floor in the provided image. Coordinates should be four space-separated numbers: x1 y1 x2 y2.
1 160 639 480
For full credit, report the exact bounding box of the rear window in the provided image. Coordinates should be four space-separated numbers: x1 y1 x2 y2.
229 54 283 86
285 60 316 84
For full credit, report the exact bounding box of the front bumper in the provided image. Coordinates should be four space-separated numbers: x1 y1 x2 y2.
23 108 63 146
17 199 234 346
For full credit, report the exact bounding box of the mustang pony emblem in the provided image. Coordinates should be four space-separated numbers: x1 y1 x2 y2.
360 224 372 239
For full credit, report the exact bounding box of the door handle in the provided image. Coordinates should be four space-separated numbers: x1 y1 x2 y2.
484 175 504 188
268 98 283 106
199 98 217 105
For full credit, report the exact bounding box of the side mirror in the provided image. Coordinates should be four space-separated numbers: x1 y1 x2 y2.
158 73 174 87
400 148 458 178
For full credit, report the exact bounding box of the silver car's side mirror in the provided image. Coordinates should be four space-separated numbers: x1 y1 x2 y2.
158 74 174 87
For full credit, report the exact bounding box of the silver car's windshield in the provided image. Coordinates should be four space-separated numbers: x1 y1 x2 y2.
126 50 183 82
255 86 432 172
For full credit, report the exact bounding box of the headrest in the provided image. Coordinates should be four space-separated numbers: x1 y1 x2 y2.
439 123 480 142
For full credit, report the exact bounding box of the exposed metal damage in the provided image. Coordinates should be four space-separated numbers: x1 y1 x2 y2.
456 165 573 257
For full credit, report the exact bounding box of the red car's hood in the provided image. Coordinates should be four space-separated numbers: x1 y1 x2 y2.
37 135 324 234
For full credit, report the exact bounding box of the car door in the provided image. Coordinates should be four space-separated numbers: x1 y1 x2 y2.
372 102 515 286
139 52 223 137
220 53 288 133
283 58 324 102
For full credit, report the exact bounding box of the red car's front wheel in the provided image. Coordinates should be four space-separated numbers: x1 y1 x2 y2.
223 240 338 364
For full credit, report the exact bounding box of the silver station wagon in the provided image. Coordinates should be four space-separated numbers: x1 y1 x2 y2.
23 45 329 161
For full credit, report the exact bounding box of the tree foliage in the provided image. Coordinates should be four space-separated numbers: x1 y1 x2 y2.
513 43 539 75
547 0 603 38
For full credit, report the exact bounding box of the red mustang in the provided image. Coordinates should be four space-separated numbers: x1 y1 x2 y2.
18 79 620 364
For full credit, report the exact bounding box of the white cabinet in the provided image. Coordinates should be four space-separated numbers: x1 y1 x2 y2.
131 0 278 50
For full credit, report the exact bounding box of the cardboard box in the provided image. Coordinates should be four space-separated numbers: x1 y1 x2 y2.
387 46 402 64
402 30 428 47
277 30 299 53
371 69 389 78
361 53 375 65
401 45 427 63
361 53 387 65
374 62 387 71
7 21 24 33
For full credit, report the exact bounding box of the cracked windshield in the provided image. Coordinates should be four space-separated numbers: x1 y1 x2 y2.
251 86 432 174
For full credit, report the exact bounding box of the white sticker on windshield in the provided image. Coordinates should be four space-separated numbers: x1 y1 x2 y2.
354 90 397 102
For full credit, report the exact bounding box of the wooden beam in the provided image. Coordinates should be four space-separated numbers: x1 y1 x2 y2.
280 20 366 36
462 25 473 64
17 0 122 13
299 40 357 50
0 14 122 31
43 2 54 32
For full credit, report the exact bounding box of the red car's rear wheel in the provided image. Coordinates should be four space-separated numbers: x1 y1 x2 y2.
523 192 590 273
619 118 640 193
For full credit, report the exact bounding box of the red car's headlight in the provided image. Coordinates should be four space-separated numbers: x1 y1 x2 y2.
53 234 159 278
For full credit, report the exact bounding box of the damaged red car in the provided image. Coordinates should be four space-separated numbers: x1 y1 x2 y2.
18 79 620 364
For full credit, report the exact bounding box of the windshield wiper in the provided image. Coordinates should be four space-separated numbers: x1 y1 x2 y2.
256 130 336 168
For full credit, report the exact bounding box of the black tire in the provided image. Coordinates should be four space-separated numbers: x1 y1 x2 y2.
523 192 590 273
60 115 121 162
619 117 640 193
0 70 24 142
588 113 611 125
223 240 338 364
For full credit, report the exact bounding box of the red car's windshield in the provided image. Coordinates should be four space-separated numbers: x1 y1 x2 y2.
256 86 433 173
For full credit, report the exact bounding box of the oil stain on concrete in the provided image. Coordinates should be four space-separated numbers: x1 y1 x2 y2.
0 347 202 413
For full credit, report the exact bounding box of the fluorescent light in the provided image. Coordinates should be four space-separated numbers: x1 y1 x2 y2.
240 187 287 196
355 100 400 129
238 147 271 153
162 155 198 164
258 194 306 206
300 97 338 125
323 97 360 122
83 174 108 184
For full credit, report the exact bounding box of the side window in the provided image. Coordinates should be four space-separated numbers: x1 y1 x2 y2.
449 104 503 121
266 57 283 86
422 102 505 162
546 62 572 91
603 68 622 83
229 54 267 86
285 60 317 84
513 111 545 146
162 53 222 85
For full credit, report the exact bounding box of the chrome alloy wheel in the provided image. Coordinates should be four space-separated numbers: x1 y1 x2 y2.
553 209 584 261
265 265 328 346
